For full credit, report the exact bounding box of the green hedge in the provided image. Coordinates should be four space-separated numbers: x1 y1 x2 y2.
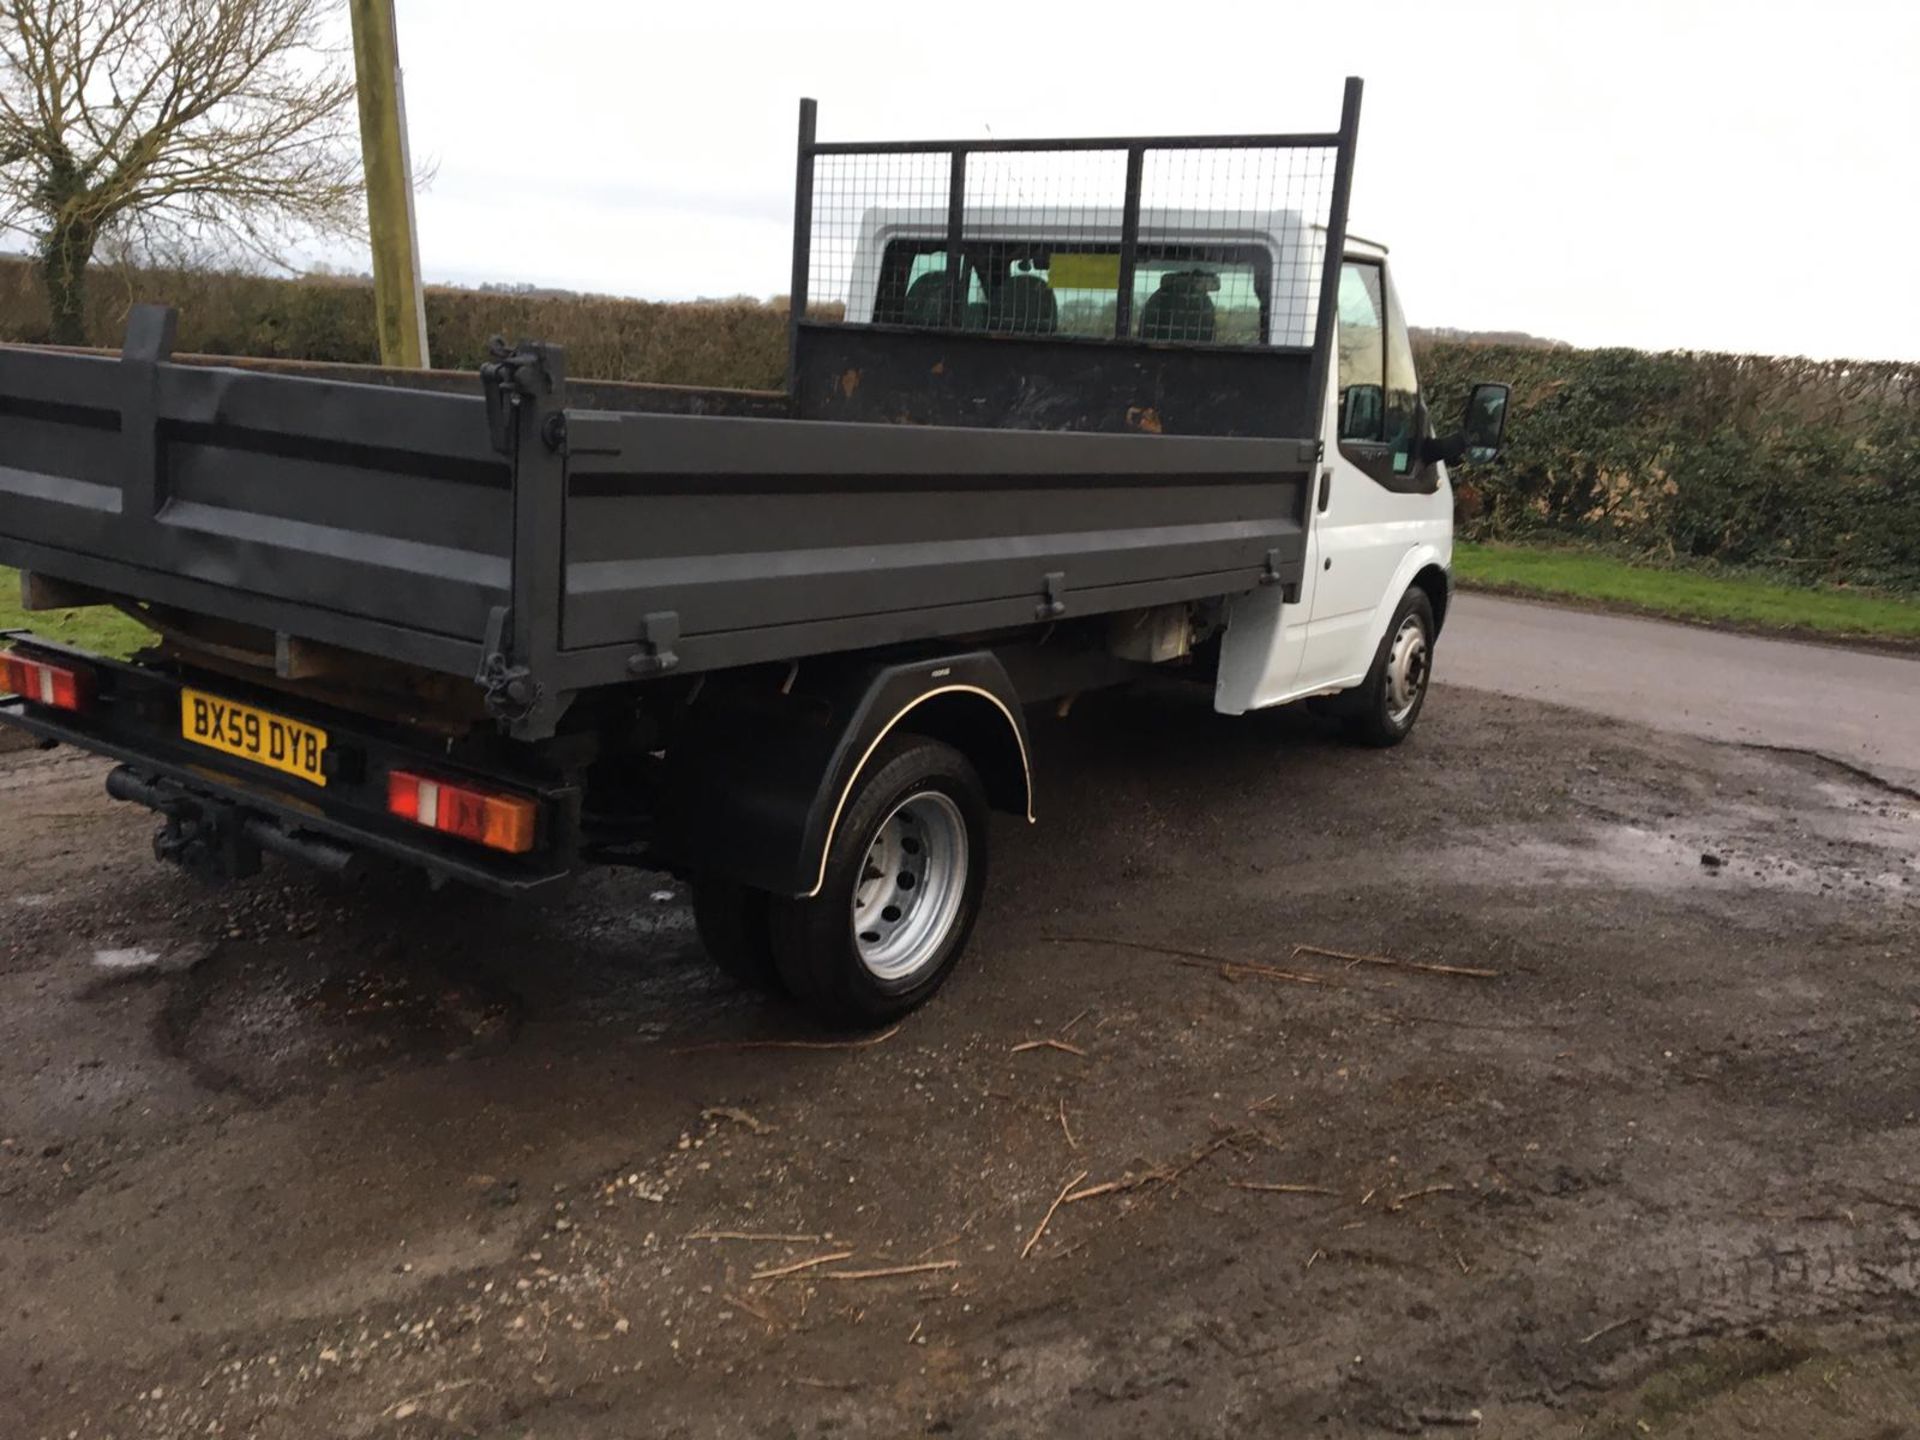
3 259 1913 592
1419 343 1920 593
0 257 793 391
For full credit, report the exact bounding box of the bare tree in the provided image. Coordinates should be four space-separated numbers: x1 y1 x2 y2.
0 0 361 345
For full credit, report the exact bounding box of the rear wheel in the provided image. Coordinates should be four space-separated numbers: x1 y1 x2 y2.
769 735 989 1028
1342 587 1435 748
691 876 782 992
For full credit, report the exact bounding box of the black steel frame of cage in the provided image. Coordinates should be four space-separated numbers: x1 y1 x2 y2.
786 78 1363 426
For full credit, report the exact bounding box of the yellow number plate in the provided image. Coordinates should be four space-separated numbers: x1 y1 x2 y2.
180 688 329 787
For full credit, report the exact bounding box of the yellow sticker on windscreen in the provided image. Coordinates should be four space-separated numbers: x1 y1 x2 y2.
1047 252 1121 291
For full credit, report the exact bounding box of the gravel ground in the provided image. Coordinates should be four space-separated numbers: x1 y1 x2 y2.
2 681 1917 1439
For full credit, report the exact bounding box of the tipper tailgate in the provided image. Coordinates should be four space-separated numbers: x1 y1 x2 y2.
0 320 510 677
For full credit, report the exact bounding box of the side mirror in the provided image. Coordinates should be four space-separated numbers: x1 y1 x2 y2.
1340 383 1383 442
1461 381 1511 464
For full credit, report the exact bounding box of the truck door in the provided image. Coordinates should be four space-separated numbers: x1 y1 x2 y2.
1298 258 1433 686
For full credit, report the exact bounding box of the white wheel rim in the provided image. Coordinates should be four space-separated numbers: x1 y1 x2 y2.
851 790 969 982
1385 614 1429 726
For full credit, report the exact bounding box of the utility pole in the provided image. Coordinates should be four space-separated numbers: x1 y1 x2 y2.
348 0 430 368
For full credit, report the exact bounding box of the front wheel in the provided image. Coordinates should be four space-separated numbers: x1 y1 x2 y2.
768 735 989 1028
1342 587 1435 748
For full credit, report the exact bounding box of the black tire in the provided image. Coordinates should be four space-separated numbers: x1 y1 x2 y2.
768 735 989 1028
1342 587 1436 749
691 876 783 992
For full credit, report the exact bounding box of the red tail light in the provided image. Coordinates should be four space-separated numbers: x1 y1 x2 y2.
0 650 91 712
387 770 539 855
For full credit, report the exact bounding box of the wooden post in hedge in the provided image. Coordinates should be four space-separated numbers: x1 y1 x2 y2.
348 0 431 369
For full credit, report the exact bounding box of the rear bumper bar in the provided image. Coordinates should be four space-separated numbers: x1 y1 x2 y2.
0 641 579 896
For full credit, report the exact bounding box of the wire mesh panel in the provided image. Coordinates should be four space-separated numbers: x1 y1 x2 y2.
959 150 1130 338
1135 146 1335 347
807 151 953 326
800 131 1345 351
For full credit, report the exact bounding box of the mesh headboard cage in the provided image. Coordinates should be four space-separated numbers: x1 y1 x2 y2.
787 79 1363 412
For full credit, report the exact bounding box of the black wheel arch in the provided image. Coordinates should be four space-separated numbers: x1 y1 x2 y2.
1412 562 1451 638
655 650 1031 898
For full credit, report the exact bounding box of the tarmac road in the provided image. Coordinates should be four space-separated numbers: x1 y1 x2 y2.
1441 593 1920 791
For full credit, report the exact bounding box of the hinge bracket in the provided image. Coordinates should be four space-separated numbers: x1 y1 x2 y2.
479 338 559 456
1036 571 1067 620
475 604 541 722
627 611 682 677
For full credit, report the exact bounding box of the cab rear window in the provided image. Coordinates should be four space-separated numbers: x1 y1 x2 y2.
873 240 1270 345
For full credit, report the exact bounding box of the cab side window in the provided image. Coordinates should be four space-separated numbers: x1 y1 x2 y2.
1336 263 1386 444
1336 259 1428 491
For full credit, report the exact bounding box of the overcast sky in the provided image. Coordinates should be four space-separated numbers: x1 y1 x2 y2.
378 0 1912 359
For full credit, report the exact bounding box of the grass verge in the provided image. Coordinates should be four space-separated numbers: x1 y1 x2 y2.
0 567 155 659
1454 543 1920 645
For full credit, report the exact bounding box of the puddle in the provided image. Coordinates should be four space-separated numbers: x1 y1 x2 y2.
159 949 524 1100
1427 817 1916 903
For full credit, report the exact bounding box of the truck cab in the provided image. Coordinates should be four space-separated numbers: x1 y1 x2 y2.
1218 233 1458 724
839 208 1470 737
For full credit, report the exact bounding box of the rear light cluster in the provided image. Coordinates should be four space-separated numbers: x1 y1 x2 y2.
387 770 538 855
0 650 91 712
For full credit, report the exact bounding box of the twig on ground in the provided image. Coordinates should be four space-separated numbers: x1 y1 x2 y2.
1048 934 1402 989
1058 1098 1078 1150
1388 1184 1458 1212
1359 1008 1565 1034
751 1250 855 1281
1292 943 1500 979
723 1292 786 1330
1064 1174 1151 1204
687 1230 823 1244
822 1260 961 1281
1060 1008 1090 1037
1580 1316 1637 1346
1012 1038 1088 1057
1023 1170 1090 1259
671 1024 902 1056
1305 1248 1324 1270
1230 1182 1339 1197
905 1319 923 1344
382 1379 483 1418
1045 934 1227 965
1068 1130 1251 1208
1172 957 1331 988
1167 1132 1252 1186
701 1106 774 1135
1841 1186 1920 1218
911 1210 981 1260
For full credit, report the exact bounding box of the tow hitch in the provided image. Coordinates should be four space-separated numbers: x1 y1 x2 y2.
106 766 364 884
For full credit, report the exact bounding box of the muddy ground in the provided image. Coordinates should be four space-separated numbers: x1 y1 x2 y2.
2 682 1917 1439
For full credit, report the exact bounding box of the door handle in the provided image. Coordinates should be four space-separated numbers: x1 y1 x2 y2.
1317 469 1332 513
